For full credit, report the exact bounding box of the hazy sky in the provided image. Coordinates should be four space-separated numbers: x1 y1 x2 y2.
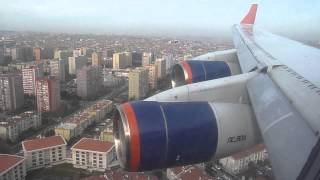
0 0 319 39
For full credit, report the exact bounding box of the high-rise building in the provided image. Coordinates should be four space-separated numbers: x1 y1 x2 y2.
92 51 102 66
0 73 24 111
50 59 66 82
155 58 166 79
68 56 87 75
80 47 86 56
33 47 41 63
128 68 149 100
35 76 60 112
22 65 44 95
146 65 158 89
132 51 142 67
165 54 174 74
112 52 132 69
0 40 15 64
73 48 82 57
142 52 154 67
16 46 33 62
55 50 72 60
41 48 54 59
76 66 102 99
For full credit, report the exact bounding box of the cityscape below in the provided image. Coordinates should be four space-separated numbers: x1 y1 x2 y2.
0 29 319 180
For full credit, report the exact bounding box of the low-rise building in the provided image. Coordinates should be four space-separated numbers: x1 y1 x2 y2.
86 100 113 122
71 138 116 172
219 144 267 174
99 130 113 143
0 111 40 142
54 123 78 142
22 136 67 170
55 100 113 141
0 154 26 180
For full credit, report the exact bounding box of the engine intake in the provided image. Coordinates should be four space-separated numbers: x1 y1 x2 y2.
114 101 259 171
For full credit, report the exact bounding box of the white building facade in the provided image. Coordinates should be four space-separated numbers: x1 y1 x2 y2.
0 154 26 180
219 144 268 174
22 136 67 170
71 138 117 172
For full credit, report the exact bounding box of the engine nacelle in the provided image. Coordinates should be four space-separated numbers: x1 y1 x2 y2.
147 72 257 104
113 101 260 171
171 49 241 88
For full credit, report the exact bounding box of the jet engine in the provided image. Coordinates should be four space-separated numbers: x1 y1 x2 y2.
171 49 241 87
113 101 260 171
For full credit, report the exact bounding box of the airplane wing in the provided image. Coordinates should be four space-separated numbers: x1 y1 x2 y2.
113 4 320 180
233 4 320 180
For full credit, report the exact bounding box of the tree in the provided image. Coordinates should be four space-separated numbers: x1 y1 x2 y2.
0 138 11 154
44 129 55 137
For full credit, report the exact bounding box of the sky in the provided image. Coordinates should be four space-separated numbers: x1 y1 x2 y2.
0 0 320 40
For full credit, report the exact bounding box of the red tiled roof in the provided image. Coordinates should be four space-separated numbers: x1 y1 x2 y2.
0 154 24 174
72 138 113 152
22 136 66 151
170 165 213 180
231 143 266 160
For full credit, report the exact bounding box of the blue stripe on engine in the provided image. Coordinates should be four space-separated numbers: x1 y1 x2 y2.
187 60 206 83
187 60 231 83
130 101 167 171
203 61 231 80
160 102 218 167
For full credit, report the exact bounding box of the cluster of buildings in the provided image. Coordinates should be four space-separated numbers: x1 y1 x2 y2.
0 37 176 112
127 56 169 100
0 135 117 180
219 144 268 174
0 111 40 142
54 99 113 141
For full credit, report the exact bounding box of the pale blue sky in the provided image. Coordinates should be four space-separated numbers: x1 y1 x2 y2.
0 0 319 39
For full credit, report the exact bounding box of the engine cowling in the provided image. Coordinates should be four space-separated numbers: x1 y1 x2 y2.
113 101 260 171
171 60 241 88
147 72 257 104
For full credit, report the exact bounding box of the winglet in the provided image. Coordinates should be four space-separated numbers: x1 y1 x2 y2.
241 4 258 25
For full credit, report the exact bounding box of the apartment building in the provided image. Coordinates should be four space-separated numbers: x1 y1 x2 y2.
35 76 60 112
22 136 67 170
0 154 26 180
219 144 268 174
22 65 43 95
128 68 149 100
112 52 132 69
0 73 24 111
55 100 113 141
71 138 116 172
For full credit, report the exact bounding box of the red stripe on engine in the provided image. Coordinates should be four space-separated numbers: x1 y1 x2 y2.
181 61 193 84
122 102 140 171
